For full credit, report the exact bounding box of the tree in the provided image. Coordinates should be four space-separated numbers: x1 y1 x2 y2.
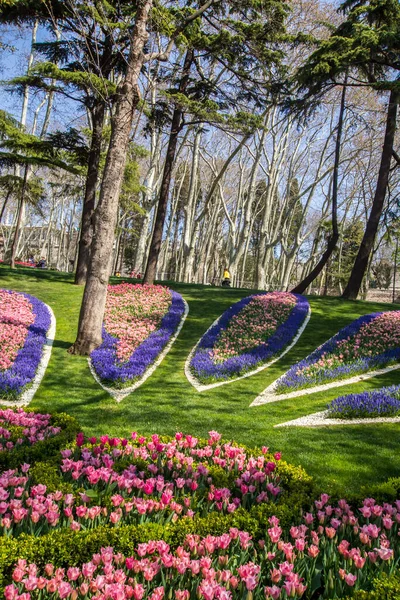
290 77 347 293
69 0 290 353
2 2 121 285
0 110 79 268
292 0 400 298
142 0 290 284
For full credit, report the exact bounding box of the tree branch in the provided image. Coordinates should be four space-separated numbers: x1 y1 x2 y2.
143 0 216 62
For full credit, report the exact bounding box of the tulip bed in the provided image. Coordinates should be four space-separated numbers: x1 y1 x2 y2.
0 289 51 400
0 430 287 538
0 410 79 472
90 284 186 389
275 311 400 394
5 494 400 600
0 408 62 454
189 293 309 384
1 411 400 599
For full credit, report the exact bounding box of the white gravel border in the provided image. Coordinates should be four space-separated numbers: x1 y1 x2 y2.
185 305 311 392
0 303 56 407
250 363 400 407
89 299 189 402
275 409 400 428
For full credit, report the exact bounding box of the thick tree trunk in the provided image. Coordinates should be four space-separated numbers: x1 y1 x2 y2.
342 89 399 300
292 80 347 294
70 0 152 355
143 49 193 285
75 101 105 284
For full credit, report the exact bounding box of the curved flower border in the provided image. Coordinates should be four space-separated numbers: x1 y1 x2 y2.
275 385 400 428
252 312 400 407
89 291 188 401
0 290 55 406
185 293 310 392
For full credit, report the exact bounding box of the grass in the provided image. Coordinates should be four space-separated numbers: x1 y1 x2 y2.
1 264 400 496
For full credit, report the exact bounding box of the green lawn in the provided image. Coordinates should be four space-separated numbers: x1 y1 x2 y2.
1 264 400 495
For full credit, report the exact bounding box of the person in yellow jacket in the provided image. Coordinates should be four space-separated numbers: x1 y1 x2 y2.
222 267 231 287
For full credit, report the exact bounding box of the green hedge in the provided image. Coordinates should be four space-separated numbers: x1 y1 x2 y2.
0 511 261 591
340 572 400 599
0 411 80 471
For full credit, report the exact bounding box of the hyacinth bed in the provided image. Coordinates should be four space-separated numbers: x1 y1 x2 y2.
0 289 51 400
189 293 309 385
1 413 400 599
275 311 400 395
326 385 400 420
90 283 186 389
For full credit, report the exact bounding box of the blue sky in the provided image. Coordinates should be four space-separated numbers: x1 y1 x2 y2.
0 23 86 133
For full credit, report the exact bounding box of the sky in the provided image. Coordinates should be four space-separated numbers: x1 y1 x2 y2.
0 23 85 133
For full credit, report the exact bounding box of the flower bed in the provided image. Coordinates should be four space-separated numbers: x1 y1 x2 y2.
189 293 309 385
326 386 400 420
0 408 61 453
0 410 80 471
4 492 400 599
90 284 186 389
0 289 51 400
1 415 400 599
275 311 400 394
0 430 286 538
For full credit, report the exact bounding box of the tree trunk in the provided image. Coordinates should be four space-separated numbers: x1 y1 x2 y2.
0 190 12 223
134 212 151 273
75 101 106 284
10 166 29 269
292 79 347 294
70 0 152 355
342 89 399 300
143 49 193 285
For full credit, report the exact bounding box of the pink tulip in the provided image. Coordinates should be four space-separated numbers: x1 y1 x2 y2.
344 573 357 587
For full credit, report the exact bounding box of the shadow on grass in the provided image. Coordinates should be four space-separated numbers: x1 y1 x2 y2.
0 266 75 285
52 339 73 350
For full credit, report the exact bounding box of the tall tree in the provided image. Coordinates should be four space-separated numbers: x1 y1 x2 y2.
71 0 290 353
291 80 347 293
293 0 400 298
143 0 290 284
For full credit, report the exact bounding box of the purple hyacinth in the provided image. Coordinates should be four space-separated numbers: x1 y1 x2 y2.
0 292 51 400
275 312 400 394
327 385 400 419
190 294 309 383
91 291 185 388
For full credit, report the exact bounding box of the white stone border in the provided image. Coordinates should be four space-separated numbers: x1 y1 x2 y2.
275 409 400 428
250 363 400 407
185 304 311 392
89 299 189 402
0 303 56 407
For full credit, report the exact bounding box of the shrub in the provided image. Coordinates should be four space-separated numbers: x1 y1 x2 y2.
341 572 400 599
